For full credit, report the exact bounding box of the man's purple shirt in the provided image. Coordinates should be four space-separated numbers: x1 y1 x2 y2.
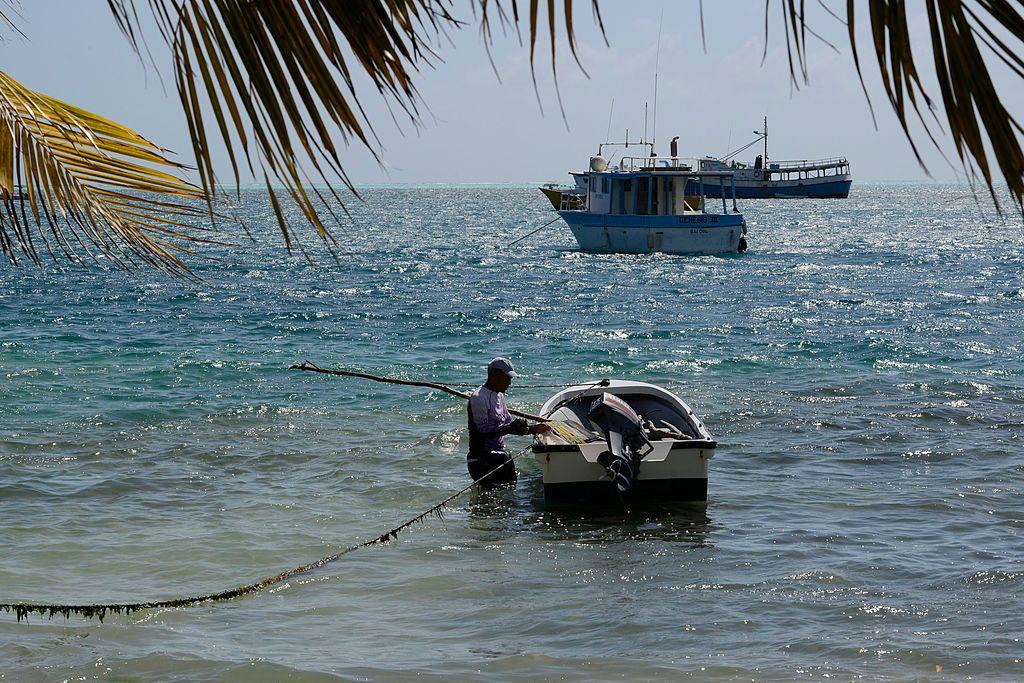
469 384 512 452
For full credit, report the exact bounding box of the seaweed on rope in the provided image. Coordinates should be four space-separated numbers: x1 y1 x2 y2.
0 447 530 623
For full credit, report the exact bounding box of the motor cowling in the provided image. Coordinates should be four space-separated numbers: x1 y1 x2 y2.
588 393 650 493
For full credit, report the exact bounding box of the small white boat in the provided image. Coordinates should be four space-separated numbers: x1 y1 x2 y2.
533 380 716 503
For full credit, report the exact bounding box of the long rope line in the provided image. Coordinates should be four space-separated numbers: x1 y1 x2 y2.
4 365 607 623
0 447 533 623
506 215 561 248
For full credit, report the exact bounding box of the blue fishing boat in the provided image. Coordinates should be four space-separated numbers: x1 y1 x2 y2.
690 117 852 199
551 149 748 255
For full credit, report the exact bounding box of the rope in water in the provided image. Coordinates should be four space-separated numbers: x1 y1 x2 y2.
0 447 533 623
506 215 562 248
3 364 597 623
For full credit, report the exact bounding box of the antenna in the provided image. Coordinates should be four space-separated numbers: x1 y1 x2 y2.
643 103 648 143
604 98 615 142
652 9 664 154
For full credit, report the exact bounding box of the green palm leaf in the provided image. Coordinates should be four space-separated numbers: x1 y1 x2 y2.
126 0 1018 235
776 0 1023 212
9 1 1017 272
106 0 597 256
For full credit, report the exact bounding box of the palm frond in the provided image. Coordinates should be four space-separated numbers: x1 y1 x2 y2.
776 0 1024 212
0 71 211 273
0 1 25 40
107 1 597 255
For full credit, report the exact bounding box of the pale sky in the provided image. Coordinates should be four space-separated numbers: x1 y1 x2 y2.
2 1 1020 185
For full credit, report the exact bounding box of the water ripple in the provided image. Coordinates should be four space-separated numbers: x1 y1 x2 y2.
2 185 1023 680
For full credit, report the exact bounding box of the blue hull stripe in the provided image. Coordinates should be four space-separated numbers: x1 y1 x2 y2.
686 179 852 199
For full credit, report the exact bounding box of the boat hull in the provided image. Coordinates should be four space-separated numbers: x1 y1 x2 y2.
539 186 563 208
688 176 852 199
543 477 708 503
535 441 713 503
558 212 745 255
539 185 584 209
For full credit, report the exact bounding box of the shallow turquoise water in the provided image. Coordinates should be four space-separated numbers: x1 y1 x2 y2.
2 185 1023 681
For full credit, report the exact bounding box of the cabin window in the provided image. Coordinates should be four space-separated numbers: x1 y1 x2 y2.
637 176 650 215
590 176 597 192
602 177 610 193
623 179 632 192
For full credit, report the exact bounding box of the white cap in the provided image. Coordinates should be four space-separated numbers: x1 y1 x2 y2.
487 357 520 378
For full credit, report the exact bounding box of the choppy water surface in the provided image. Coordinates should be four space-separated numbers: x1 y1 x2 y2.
2 185 1023 681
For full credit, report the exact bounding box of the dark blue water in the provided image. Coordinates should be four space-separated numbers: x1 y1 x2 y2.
2 185 1023 681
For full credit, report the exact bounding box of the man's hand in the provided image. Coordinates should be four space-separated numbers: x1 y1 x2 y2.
532 423 552 435
509 418 531 435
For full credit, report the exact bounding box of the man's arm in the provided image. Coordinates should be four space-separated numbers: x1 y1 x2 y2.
476 417 542 436
470 391 515 437
471 394 547 437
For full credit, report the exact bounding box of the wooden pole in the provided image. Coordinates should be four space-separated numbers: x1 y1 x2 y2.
289 361 550 422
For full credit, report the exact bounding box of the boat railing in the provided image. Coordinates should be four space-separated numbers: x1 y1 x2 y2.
559 191 584 211
618 156 697 172
766 156 849 171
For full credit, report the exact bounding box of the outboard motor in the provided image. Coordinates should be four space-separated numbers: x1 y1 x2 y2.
588 393 652 493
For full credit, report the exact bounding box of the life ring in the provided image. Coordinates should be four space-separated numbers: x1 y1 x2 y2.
753 170 761 179
738 237 748 253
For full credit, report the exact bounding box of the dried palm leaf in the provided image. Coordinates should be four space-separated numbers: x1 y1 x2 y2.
0 3 25 39
107 0 598 256
0 71 212 273
775 0 1023 212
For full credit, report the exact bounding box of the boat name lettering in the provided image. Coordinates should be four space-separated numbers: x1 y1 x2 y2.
678 216 716 224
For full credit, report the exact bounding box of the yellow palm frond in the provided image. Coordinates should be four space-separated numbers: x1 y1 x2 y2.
106 0 598 255
0 71 212 273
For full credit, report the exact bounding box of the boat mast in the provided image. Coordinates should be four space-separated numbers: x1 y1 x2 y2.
763 115 768 163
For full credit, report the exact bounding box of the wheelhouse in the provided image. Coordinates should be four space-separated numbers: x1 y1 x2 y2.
566 156 740 218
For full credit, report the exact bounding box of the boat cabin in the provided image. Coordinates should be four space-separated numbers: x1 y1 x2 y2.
568 156 740 217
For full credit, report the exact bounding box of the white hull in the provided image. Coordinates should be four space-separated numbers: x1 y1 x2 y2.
560 212 745 255
534 380 716 502
539 441 711 484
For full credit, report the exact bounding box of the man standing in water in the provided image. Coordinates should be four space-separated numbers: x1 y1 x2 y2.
467 357 550 487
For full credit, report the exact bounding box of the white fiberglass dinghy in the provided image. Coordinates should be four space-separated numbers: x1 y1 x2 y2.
533 380 716 503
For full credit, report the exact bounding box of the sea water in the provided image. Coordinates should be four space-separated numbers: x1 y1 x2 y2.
1 185 1022 680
